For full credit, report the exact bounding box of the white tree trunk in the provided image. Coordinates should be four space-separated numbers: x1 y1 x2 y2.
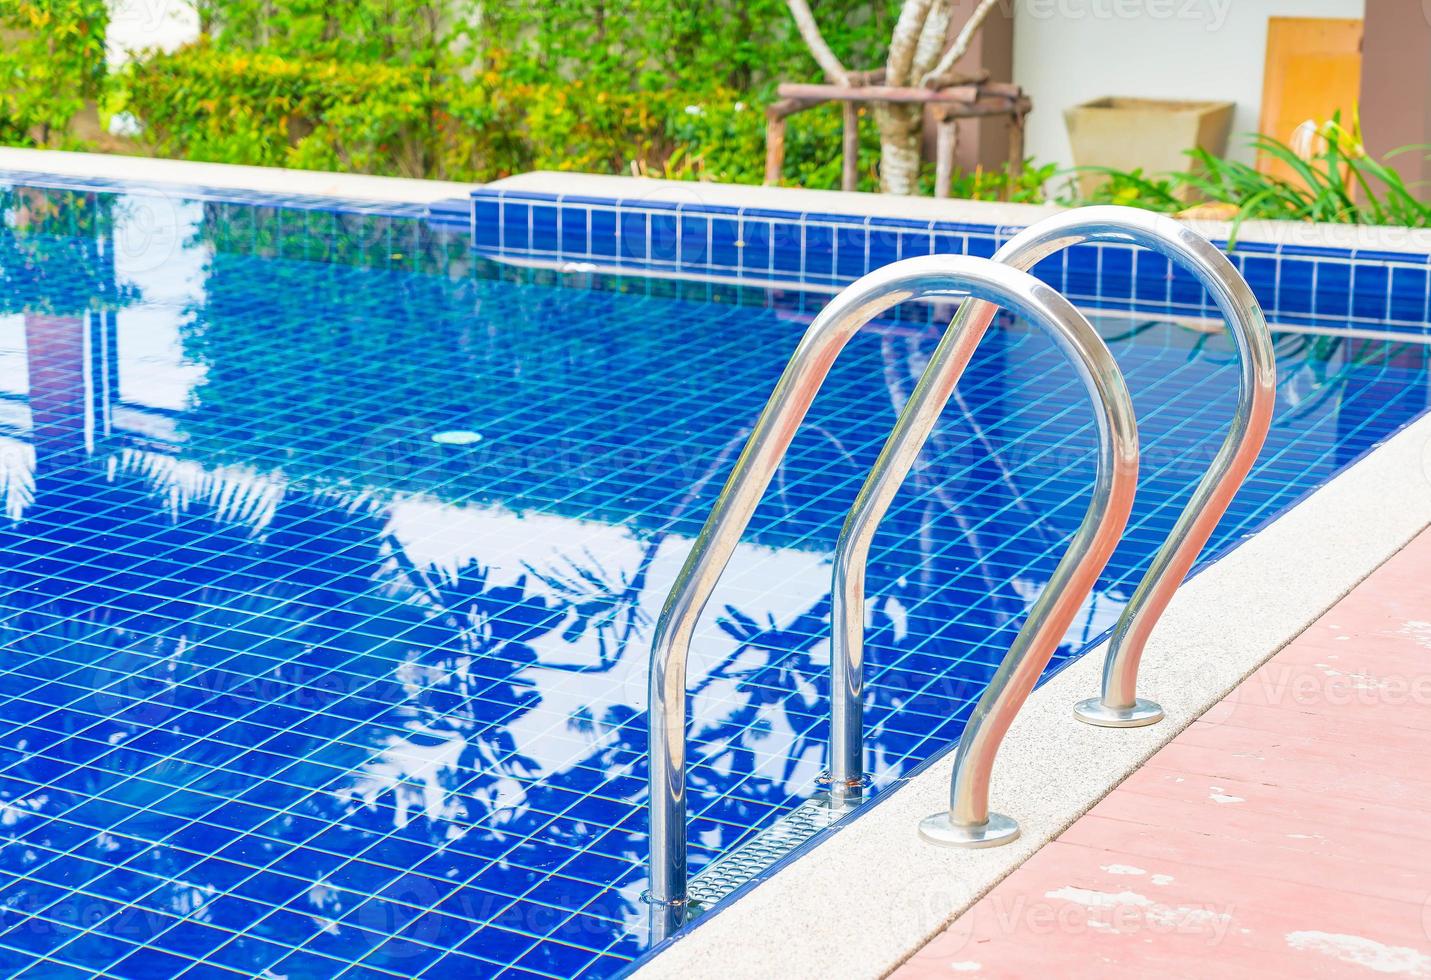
785 0 993 195
877 0 951 194
783 0 851 83
874 103 924 194
923 0 1001 87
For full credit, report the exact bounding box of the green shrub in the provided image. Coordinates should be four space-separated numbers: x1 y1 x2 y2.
479 0 898 96
122 44 899 190
122 45 527 180
0 0 109 147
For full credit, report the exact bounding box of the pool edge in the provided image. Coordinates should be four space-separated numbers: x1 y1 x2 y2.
631 408 1431 980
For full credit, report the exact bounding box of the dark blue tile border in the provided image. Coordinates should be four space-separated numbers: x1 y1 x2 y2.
467 186 1431 336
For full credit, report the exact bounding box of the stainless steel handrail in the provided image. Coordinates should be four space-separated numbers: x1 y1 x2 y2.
646 254 1138 933
828 210 1276 811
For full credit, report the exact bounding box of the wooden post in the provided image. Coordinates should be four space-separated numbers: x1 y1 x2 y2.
765 110 788 186
764 98 818 186
935 110 958 199
761 84 1029 198
1004 106 1025 201
841 102 859 192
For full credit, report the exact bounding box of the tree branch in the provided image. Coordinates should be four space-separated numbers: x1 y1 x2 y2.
921 0 1001 88
884 0 935 87
911 0 953 82
783 0 851 85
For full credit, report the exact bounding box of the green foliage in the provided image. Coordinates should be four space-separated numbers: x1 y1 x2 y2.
123 44 527 180
122 45 892 189
918 160 1059 202
191 0 479 74
18 3 1428 224
117 0 916 189
0 0 109 147
1062 116 1431 235
481 0 900 95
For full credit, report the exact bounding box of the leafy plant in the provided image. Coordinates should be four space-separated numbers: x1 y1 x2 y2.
480 0 899 97
1061 114 1431 235
0 0 109 147
122 45 894 189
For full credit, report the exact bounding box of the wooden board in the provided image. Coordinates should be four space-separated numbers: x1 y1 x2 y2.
1258 16 1363 182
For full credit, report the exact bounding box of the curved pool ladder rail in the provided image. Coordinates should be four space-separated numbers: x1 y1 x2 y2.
828 208 1276 811
646 253 1139 935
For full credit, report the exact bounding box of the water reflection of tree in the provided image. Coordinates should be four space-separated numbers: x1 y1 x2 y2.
0 186 136 314
10 186 1425 975
0 261 1032 974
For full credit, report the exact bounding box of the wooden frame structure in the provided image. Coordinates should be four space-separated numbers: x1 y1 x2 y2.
764 78 1031 198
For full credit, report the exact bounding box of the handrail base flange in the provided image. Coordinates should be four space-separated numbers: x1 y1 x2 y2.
918 811 1020 848
1073 696 1164 728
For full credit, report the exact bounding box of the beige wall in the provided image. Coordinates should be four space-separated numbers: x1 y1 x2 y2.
1012 0 1366 171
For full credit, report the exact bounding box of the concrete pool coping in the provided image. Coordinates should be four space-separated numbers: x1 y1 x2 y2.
633 410 1431 980
0 147 478 204
4 149 1430 256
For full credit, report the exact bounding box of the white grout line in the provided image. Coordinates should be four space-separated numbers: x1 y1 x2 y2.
634 410 1431 980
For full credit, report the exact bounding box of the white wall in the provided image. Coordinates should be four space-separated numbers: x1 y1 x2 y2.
105 0 200 66
1012 0 1365 171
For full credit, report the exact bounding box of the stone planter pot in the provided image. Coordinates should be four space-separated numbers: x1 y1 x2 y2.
1065 97 1236 200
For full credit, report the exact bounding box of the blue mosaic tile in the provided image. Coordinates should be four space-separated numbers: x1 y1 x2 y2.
803 223 835 278
1390 267 1431 323
868 228 900 270
679 215 709 264
649 212 679 263
468 189 1431 331
1351 263 1390 322
619 211 647 262
898 230 933 260
0 173 1427 980
965 232 998 259
590 209 618 259
740 219 773 274
501 201 530 252
560 208 588 255
934 232 965 256
1278 258 1315 315
1314 262 1353 319
1238 255 1279 312
531 204 560 253
1064 243 1100 299
473 200 501 250
710 217 741 269
835 225 868 279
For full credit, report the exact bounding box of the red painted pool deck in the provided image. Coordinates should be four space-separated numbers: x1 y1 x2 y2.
895 528 1431 979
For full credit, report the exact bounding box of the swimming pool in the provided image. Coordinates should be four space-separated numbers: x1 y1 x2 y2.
0 176 1427 978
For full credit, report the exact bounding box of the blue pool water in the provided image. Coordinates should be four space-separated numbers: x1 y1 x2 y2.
0 180 1427 978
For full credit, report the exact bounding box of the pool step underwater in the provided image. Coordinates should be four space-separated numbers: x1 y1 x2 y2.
686 797 848 912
